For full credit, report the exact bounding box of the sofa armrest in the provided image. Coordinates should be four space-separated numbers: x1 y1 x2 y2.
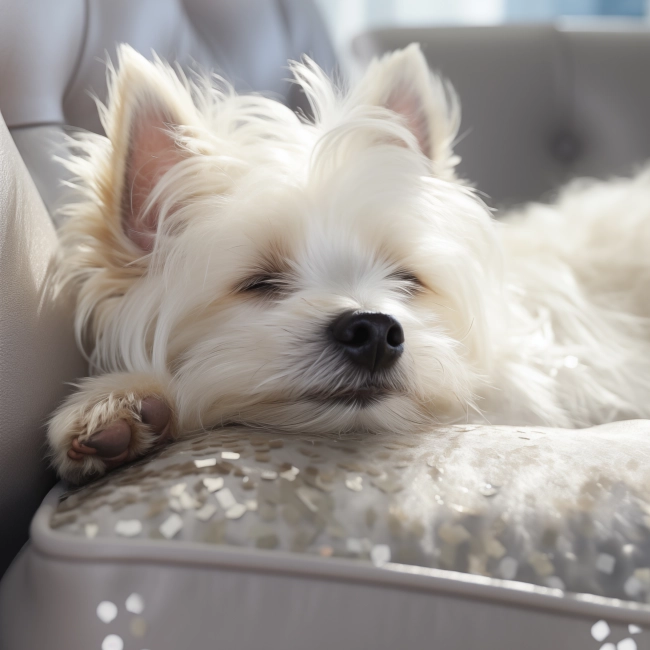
0 110 86 578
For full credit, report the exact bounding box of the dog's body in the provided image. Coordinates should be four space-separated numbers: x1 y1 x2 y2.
48 44 650 483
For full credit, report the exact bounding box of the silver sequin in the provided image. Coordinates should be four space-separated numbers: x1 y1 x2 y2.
159 513 183 539
115 520 142 537
194 458 217 468
125 593 144 614
591 620 610 642
96 601 118 623
226 503 247 520
85 523 99 539
371 544 391 566
101 634 123 650
345 475 363 492
195 503 217 521
596 553 616 575
202 477 224 493
216 488 237 510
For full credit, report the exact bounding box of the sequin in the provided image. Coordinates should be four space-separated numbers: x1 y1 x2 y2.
617 639 637 650
279 466 299 481
625 577 643 598
202 477 224 493
499 557 518 580
168 497 183 513
194 458 217 468
169 482 187 497
345 475 363 492
591 620 611 642
85 523 99 539
629 625 642 634
179 492 200 510
159 513 183 539
195 503 217 521
221 451 240 460
226 503 247 520
101 634 124 650
371 544 391 566
115 520 142 537
216 488 237 510
96 601 118 623
125 593 144 614
596 553 616 575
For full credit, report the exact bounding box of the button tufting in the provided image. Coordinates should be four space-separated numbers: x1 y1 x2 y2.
550 131 581 164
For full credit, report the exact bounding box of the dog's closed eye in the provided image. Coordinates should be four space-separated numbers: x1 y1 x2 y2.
388 269 425 296
235 273 290 298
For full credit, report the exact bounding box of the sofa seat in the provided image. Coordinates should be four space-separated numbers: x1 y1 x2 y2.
2 421 650 649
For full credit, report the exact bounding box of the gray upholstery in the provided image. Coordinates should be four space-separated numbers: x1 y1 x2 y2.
0 114 86 579
3 421 650 649
0 0 336 214
0 0 335 578
353 24 650 208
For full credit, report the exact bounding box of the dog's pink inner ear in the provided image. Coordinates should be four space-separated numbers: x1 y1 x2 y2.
385 86 431 158
122 105 184 252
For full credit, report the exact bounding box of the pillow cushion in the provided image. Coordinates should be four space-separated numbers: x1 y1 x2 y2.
2 421 650 649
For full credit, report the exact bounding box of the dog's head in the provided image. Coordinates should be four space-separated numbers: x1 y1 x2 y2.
61 44 500 434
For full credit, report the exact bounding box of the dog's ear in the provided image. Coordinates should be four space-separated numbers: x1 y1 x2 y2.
106 45 194 253
358 43 460 176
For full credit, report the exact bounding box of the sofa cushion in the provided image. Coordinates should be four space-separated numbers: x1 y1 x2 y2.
2 421 650 649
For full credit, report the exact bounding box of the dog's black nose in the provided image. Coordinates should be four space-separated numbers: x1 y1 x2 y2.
330 310 404 372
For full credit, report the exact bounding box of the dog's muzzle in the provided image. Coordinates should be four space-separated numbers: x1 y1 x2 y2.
329 310 404 372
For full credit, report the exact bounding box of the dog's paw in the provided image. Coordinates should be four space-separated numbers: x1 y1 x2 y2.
48 374 176 484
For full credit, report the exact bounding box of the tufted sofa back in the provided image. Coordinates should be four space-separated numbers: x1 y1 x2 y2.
0 0 335 214
354 24 650 207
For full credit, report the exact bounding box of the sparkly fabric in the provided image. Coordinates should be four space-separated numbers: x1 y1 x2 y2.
51 421 650 602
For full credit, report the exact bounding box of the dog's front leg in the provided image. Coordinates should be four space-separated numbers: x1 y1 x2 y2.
48 372 177 484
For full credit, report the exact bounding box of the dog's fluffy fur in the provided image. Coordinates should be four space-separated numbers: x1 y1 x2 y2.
48 43 650 482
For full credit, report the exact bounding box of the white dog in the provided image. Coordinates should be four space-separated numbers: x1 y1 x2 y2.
48 43 650 483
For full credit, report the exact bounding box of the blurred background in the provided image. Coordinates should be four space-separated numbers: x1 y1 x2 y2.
317 0 650 60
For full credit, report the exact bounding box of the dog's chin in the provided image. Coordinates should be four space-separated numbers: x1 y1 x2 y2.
305 386 391 409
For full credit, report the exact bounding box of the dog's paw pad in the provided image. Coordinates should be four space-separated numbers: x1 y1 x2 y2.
140 396 173 445
67 420 133 469
84 420 132 457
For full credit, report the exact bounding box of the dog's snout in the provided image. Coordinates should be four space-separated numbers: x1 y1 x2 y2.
330 310 404 372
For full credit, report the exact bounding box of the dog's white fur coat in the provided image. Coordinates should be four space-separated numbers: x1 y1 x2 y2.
48 44 650 482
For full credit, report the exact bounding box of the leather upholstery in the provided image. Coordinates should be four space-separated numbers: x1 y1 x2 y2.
353 25 650 207
0 0 335 578
0 0 335 213
0 113 87 578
